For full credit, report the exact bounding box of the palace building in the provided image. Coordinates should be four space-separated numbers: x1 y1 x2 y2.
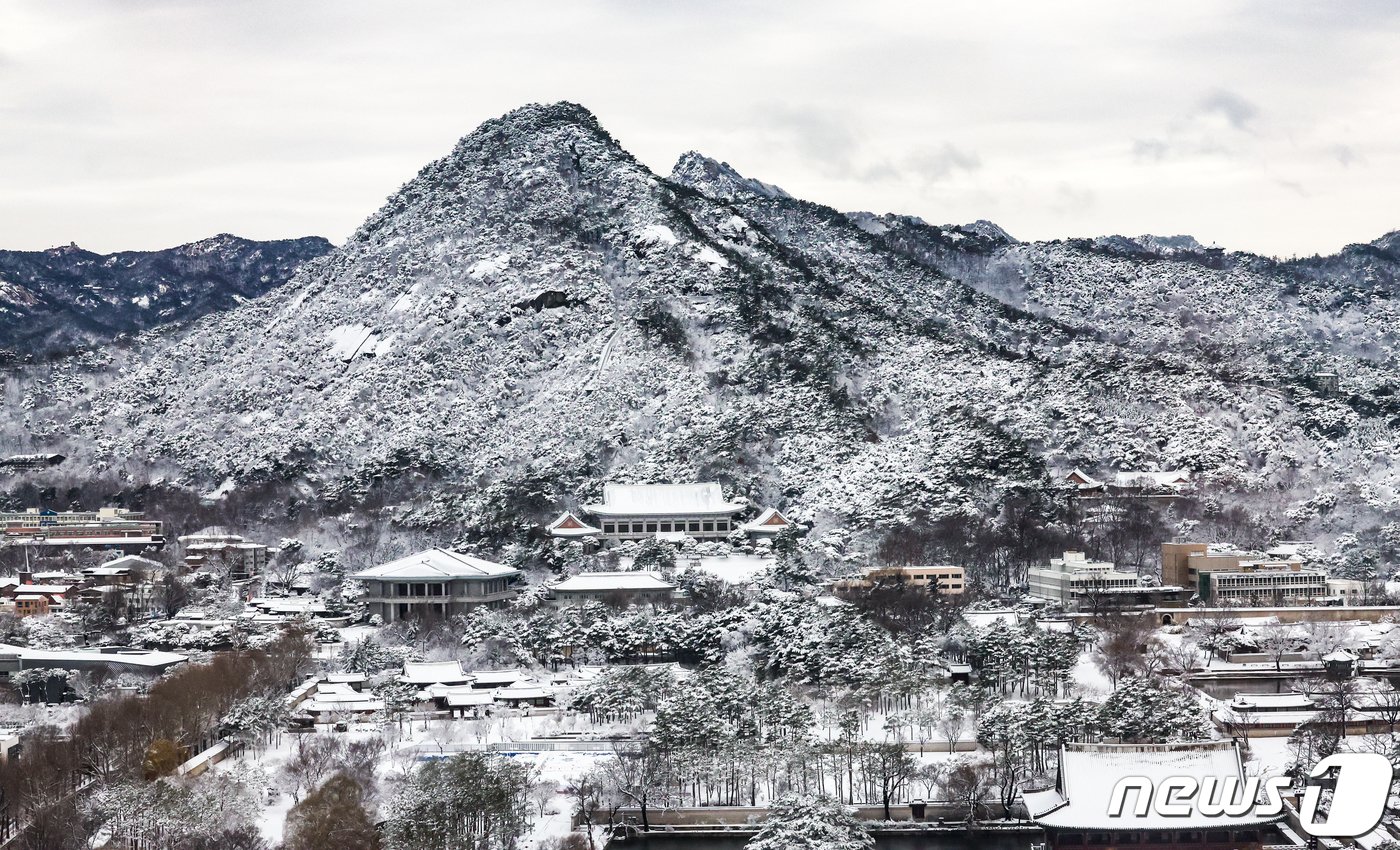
579 482 748 542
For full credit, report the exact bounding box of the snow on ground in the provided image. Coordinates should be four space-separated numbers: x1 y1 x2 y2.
1070 649 1113 698
636 224 678 247
326 323 374 360
467 253 512 280
694 245 729 269
1242 736 1294 777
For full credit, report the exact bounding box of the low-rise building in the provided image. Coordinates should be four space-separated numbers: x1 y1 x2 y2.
1026 552 1176 609
179 530 268 580
546 571 678 606
1326 578 1367 606
1205 563 1328 606
1161 541 1311 599
0 453 65 471
0 507 164 550
353 548 519 622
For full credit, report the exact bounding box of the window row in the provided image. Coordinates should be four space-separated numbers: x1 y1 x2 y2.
603 519 732 535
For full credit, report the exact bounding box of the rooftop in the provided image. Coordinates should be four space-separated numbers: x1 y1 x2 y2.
401 660 470 685
549 570 676 593
353 548 519 581
545 511 603 538
1026 741 1280 830
583 482 746 517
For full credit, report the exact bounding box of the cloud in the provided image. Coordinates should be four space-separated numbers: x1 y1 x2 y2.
761 104 862 178
1132 138 1170 162
1050 183 1095 215
1329 144 1361 167
908 143 981 183
1195 89 1260 132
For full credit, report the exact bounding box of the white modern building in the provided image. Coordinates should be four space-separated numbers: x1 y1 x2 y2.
1026 551 1164 608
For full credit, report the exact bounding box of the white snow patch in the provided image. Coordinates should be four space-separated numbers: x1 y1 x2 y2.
202 478 236 501
468 253 512 280
327 324 375 361
636 224 679 247
694 246 729 269
368 332 397 357
130 295 151 309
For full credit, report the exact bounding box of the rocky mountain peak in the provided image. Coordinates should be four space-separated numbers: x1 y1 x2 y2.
669 151 791 202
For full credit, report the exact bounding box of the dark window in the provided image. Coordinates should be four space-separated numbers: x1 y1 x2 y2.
659 522 672 532
646 523 658 533
395 583 408 596
717 520 729 531
689 521 701 532
631 523 644 534
1058 835 1084 847
604 524 615 534
1204 832 1228 845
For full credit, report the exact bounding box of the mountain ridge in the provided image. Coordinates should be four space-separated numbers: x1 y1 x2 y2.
1 101 1397 567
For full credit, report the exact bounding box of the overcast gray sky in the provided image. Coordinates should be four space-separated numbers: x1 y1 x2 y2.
2 1 1397 257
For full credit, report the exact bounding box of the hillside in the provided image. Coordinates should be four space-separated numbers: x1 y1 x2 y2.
0 234 333 363
3 102 1397 563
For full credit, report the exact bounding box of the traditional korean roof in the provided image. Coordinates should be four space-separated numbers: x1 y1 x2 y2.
495 686 554 702
445 691 495 707
469 669 526 687
738 507 795 534
303 683 385 714
1111 469 1191 489
353 547 519 581
1065 468 1102 489
583 482 746 518
549 571 676 593
1027 741 1281 831
401 660 471 685
545 512 603 538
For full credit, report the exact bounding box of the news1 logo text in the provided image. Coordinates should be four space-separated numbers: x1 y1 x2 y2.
1107 753 1393 839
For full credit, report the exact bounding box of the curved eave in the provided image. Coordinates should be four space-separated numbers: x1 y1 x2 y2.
582 504 747 518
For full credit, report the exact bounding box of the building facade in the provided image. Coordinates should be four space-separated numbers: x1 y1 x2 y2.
545 571 677 606
581 483 747 542
352 548 519 622
179 532 269 580
1027 552 1150 608
1 507 164 549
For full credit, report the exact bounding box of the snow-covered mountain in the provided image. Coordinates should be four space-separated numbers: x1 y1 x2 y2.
0 234 333 363
7 102 1399 553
